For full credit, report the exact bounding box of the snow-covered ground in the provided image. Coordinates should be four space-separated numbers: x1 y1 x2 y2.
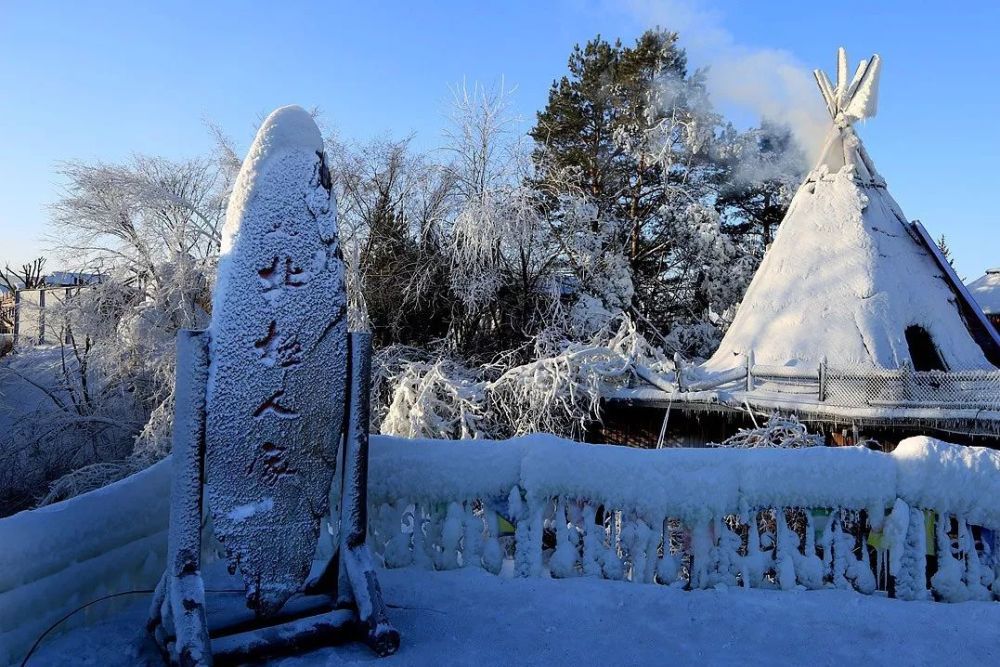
30 563 1000 666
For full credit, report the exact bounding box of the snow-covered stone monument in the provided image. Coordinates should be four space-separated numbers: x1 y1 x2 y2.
147 105 398 665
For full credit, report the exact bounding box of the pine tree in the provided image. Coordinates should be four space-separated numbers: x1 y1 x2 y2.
528 30 803 355
937 234 955 267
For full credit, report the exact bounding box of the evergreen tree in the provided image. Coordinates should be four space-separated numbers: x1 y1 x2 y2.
937 234 955 267
529 29 804 355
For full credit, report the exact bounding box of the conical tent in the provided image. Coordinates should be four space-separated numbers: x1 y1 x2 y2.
705 49 1000 373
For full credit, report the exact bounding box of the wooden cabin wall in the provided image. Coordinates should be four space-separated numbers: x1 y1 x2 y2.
590 403 757 448
592 402 1000 451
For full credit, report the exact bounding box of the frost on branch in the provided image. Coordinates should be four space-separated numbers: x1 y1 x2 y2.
378 355 493 440
376 315 673 440
713 413 823 449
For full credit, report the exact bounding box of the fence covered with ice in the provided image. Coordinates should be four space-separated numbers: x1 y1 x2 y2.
368 435 1000 604
3 434 1000 663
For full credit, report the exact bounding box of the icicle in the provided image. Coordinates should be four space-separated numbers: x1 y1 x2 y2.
380 501 411 568
743 511 765 588
515 496 550 577
795 511 824 590
830 513 849 590
424 503 446 569
690 517 712 589
511 486 532 578
581 502 604 578
438 501 464 570
895 508 928 601
712 517 741 588
774 509 796 591
462 501 483 568
481 507 504 575
931 514 969 602
619 514 639 582
643 515 663 584
601 509 625 581
410 502 433 570
844 510 875 594
990 530 1000 600
960 520 991 601
550 498 580 578
630 517 653 583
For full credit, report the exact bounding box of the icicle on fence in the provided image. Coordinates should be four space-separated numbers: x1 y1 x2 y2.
366 435 1000 602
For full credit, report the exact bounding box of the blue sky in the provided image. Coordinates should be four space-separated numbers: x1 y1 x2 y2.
1 0 997 279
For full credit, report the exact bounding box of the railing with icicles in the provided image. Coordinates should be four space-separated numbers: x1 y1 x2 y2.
367 435 1000 603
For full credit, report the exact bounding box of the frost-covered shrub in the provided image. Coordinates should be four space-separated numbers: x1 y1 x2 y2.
0 255 215 513
374 314 673 441
379 355 494 440
662 320 722 361
713 413 823 449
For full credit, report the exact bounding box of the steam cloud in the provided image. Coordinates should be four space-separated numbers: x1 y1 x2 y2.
623 0 831 164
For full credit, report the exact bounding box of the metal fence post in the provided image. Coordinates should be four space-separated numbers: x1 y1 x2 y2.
818 356 827 402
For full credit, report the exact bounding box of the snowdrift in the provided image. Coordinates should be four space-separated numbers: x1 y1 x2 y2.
0 458 171 664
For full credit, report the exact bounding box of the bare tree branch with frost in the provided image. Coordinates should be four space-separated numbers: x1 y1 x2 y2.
713 413 823 448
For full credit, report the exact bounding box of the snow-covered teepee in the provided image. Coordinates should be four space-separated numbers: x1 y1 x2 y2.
705 49 1000 373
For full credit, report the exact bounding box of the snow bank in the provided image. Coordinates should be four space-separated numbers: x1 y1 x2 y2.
520 439 738 522
736 446 894 512
0 457 170 591
0 458 171 665
892 436 1000 529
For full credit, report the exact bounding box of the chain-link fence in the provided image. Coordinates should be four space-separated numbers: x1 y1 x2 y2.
747 364 820 397
824 367 1000 410
734 361 1000 411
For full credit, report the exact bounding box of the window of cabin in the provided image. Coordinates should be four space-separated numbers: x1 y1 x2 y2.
904 325 947 371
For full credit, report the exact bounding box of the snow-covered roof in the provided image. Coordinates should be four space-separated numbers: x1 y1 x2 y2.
967 269 1000 315
44 271 103 286
704 50 1000 373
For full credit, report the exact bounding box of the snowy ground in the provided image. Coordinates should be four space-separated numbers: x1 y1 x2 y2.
31 564 1000 666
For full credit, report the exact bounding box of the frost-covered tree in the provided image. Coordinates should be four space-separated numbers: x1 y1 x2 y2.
329 134 456 348
716 122 804 253
530 30 805 357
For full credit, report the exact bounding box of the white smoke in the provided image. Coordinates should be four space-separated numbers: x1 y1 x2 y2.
622 0 831 164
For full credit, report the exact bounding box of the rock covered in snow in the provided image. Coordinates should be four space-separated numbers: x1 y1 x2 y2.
205 105 348 616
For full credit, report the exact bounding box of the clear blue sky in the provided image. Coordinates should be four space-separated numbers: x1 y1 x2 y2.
1 0 997 279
